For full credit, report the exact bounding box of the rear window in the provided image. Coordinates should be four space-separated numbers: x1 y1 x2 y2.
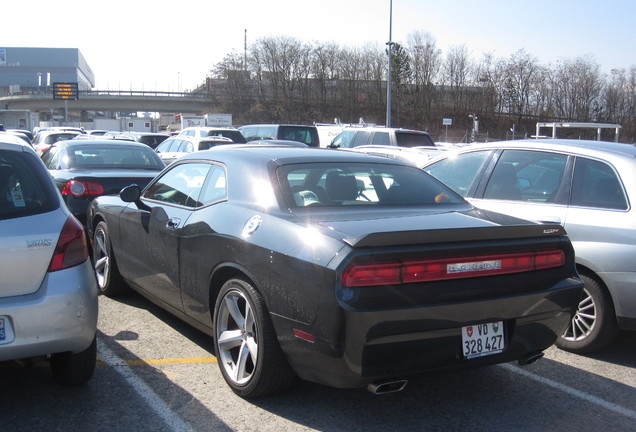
395 132 435 147
1 150 59 220
206 130 246 144
278 126 319 147
278 162 464 208
66 145 165 169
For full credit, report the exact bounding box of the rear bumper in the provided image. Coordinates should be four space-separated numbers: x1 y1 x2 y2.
275 277 582 389
0 260 98 361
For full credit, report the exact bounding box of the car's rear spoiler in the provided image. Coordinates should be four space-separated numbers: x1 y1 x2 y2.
345 224 566 248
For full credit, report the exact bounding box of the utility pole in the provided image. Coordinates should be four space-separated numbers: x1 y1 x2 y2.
244 29 247 70
386 0 393 128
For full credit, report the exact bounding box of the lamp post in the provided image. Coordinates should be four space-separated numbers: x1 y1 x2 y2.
386 0 393 128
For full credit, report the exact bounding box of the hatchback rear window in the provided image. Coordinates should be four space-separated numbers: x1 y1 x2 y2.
1 150 59 220
278 126 319 147
395 132 435 147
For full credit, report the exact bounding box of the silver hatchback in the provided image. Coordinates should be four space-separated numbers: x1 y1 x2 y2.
0 133 98 384
423 139 636 353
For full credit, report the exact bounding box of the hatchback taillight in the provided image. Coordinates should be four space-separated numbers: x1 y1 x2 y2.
48 216 89 272
62 180 105 197
342 250 565 287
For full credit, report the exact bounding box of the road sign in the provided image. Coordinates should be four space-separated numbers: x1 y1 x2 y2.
442 118 453 126
53 82 79 100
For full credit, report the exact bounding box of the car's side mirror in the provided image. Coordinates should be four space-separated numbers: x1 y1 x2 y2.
120 184 141 203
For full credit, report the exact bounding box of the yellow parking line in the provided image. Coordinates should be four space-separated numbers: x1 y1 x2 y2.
97 356 217 367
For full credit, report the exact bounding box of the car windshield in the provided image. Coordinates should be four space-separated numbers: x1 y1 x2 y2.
67 145 165 169
278 162 464 208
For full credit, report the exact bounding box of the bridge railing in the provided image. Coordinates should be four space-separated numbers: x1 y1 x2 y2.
4 88 209 99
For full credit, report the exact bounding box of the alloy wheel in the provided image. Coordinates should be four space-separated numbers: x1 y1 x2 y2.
215 289 258 385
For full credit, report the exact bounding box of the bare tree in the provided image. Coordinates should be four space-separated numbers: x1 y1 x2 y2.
407 31 442 127
550 56 604 121
442 44 473 114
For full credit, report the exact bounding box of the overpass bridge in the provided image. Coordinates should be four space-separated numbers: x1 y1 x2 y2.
0 89 218 114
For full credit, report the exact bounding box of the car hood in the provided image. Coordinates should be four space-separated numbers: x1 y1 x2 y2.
292 207 565 248
0 209 66 297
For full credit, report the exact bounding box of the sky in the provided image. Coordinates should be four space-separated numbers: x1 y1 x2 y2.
3 0 635 92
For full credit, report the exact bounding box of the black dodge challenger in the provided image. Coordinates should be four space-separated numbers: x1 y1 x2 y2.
87 145 583 397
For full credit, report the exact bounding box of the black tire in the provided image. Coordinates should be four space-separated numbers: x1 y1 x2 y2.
213 278 296 398
50 335 97 385
93 221 127 296
556 273 619 353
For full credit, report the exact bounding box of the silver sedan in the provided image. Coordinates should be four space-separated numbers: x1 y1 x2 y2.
423 138 636 353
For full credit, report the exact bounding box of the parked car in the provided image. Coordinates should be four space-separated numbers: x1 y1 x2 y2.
40 139 165 227
86 145 582 397
155 135 234 165
32 130 83 156
329 126 435 149
179 126 246 144
239 124 320 147
422 138 636 353
7 129 34 141
350 144 445 167
105 131 170 149
0 132 98 385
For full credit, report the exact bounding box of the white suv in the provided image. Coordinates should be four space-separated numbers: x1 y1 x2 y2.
329 126 435 149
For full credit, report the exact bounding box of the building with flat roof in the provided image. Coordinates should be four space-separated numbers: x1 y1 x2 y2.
0 47 94 94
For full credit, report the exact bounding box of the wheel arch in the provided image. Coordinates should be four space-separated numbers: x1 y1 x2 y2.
208 263 261 321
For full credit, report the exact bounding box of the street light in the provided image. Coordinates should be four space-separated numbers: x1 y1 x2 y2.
386 0 393 128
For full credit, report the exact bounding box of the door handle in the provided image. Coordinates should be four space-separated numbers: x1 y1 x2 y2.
166 217 181 229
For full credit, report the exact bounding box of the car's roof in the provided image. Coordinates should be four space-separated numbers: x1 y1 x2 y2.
453 139 636 161
181 145 408 166
54 139 156 149
1 132 34 147
341 126 431 134
183 126 239 130
239 124 316 128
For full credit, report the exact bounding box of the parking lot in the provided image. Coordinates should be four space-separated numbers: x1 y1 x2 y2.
1 290 635 432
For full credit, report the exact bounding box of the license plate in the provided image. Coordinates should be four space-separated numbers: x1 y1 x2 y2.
0 316 15 345
462 321 505 359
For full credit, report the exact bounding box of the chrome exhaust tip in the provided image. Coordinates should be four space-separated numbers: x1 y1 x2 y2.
367 379 408 395
518 352 544 366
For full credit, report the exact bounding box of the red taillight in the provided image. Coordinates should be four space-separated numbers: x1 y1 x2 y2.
342 262 401 286
48 216 89 272
61 180 105 197
342 250 565 287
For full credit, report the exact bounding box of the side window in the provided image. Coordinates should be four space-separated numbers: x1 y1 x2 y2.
350 131 371 148
371 132 391 145
331 131 355 147
257 126 277 140
424 150 490 197
169 139 183 152
41 146 58 168
183 141 194 153
145 163 210 208
156 139 172 153
199 164 227 205
571 157 627 210
484 150 567 202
